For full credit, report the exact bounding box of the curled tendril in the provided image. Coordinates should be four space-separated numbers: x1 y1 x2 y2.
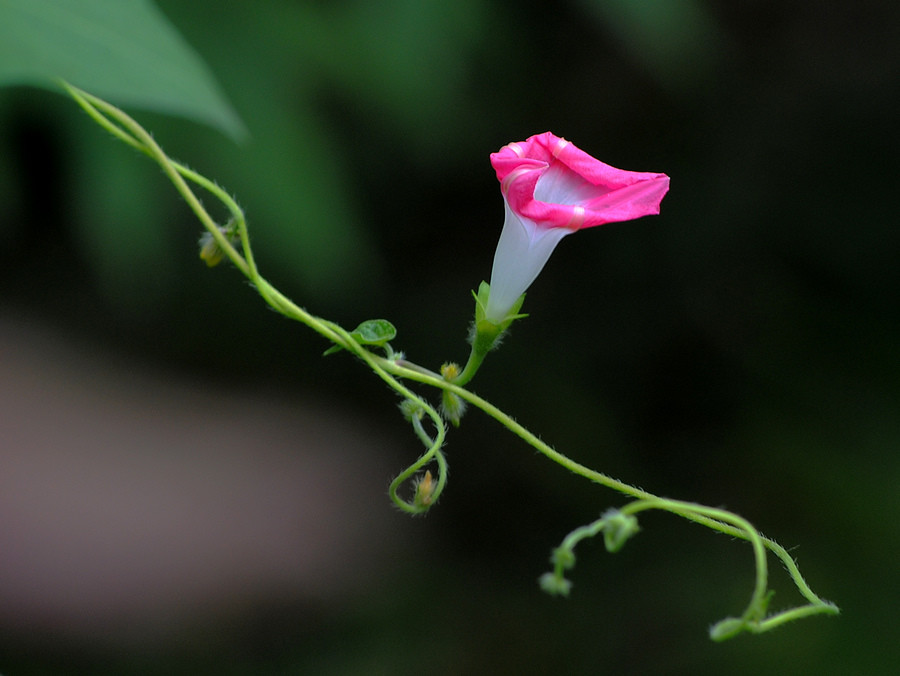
390 397 448 514
540 499 839 640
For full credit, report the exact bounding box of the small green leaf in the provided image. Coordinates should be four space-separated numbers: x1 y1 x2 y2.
323 319 397 356
351 319 397 346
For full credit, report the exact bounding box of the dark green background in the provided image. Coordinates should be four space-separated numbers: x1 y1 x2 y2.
2 1 898 674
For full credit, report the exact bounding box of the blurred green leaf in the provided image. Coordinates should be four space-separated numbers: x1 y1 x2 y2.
0 0 245 139
580 0 723 88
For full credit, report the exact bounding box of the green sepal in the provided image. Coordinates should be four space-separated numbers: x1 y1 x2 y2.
324 318 397 356
470 281 527 353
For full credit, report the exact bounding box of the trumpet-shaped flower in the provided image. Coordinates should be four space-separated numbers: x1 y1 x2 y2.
485 132 670 323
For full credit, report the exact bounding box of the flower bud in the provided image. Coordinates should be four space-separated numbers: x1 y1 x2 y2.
602 509 640 553
550 546 576 570
441 390 466 427
198 231 226 267
399 398 424 422
439 363 467 425
413 470 436 509
539 572 573 597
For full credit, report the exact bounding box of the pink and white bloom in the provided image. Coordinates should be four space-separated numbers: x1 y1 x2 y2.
485 132 670 323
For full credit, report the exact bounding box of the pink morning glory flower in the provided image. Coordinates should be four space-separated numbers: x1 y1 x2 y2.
485 132 670 324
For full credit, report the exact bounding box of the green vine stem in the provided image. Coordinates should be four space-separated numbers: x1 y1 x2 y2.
63 82 839 639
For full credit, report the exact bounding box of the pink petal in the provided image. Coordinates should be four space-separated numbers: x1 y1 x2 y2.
490 132 669 230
